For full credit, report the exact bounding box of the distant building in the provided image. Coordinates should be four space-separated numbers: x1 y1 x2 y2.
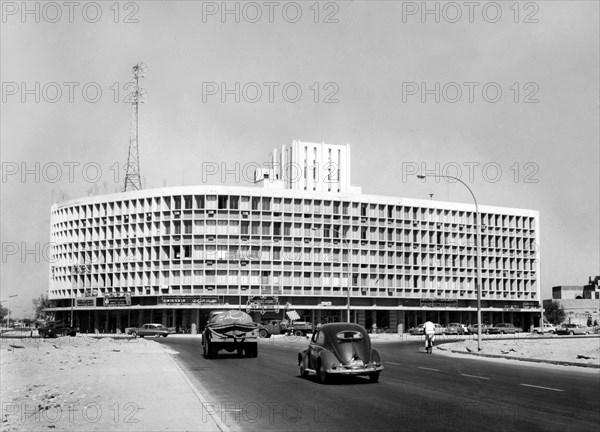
546 276 600 325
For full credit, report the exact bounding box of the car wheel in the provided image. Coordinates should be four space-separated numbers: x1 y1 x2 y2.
259 329 269 338
163 334 168 338
299 364 309 378
533 330 539 334
131 331 138 338
369 372 380 383
245 343 258 358
208 344 217 359
569 331 574 336
318 362 329 384
500 331 505 335
585 332 590 335
294 330 304 337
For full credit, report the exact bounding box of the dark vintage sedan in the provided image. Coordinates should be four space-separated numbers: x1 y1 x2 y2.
487 323 523 334
298 323 383 384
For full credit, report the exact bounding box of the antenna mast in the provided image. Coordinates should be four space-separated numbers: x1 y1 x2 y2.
123 62 147 192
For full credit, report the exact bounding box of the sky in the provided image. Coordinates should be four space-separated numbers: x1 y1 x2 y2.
1 0 599 317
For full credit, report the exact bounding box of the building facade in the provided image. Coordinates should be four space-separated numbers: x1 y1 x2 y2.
47 142 542 333
546 277 600 326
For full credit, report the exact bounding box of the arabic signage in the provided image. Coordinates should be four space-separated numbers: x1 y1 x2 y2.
420 298 459 308
75 299 95 307
157 296 225 305
246 296 279 314
103 293 131 307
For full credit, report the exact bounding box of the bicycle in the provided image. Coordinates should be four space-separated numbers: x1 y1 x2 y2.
425 334 435 354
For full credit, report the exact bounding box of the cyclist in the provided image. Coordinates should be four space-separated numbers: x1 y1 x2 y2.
424 320 436 353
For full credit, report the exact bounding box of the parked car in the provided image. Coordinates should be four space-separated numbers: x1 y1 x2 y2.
556 324 594 336
432 324 444 335
38 321 78 338
408 323 444 335
467 323 489 334
125 323 174 338
532 324 557 334
444 323 467 335
298 323 383 384
408 324 424 335
488 323 522 334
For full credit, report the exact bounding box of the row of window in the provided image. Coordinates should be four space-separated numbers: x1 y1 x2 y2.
50 247 538 271
52 195 536 229
51 272 534 294
51 285 538 301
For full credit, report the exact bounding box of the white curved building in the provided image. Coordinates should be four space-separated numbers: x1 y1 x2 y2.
48 142 541 333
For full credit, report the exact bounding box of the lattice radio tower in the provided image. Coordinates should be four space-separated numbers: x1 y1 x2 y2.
123 62 148 192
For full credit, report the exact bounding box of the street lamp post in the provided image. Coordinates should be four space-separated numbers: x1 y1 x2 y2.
417 174 483 352
313 227 352 323
236 247 249 311
238 259 243 311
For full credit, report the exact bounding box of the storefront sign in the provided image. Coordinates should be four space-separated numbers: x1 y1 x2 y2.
103 293 131 307
157 296 224 305
246 296 279 314
420 298 459 308
75 299 95 307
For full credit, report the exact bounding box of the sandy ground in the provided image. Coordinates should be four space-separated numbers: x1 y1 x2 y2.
435 335 600 366
0 334 222 432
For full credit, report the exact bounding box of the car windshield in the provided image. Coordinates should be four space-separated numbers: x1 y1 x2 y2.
336 331 365 342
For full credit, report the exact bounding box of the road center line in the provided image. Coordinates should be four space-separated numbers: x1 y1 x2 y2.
461 373 490 380
386 361 403 365
520 383 564 392
418 367 440 372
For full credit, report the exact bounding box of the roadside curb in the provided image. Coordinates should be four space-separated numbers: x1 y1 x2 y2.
442 348 600 369
167 352 231 432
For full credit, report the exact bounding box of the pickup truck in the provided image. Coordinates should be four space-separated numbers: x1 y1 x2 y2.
38 321 78 338
258 319 313 338
202 310 259 358
125 323 174 338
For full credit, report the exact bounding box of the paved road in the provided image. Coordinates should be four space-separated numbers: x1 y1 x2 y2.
157 335 600 432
